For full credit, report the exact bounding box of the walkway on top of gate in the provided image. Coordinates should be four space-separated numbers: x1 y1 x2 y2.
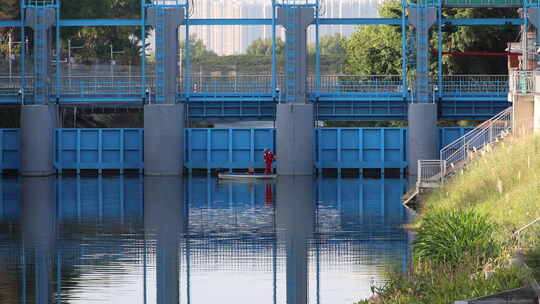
0 127 473 173
0 0 522 120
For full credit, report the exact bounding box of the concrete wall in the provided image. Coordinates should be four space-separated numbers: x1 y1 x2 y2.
511 94 534 136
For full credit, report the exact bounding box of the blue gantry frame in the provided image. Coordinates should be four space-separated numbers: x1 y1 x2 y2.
0 0 532 120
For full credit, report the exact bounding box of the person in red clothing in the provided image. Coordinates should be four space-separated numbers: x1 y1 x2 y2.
263 149 276 175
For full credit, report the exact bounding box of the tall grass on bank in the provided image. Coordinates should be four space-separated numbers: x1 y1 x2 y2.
414 210 500 267
422 135 540 236
359 135 540 304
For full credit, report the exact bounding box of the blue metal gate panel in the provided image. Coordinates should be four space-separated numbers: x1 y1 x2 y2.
315 128 408 169
55 129 144 172
1 127 476 172
439 127 474 149
185 128 275 170
0 129 20 170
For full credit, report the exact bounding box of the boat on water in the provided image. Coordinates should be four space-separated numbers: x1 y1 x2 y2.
218 173 277 180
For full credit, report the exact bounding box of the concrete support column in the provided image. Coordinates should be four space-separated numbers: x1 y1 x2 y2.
276 177 314 304
144 177 185 304
534 96 540 136
407 6 438 177
276 7 315 176
144 104 185 176
145 7 185 176
22 177 56 304
20 104 58 176
528 8 540 69
25 8 56 103
407 103 438 177
276 104 314 176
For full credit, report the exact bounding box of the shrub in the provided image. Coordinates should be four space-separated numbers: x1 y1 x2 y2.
413 209 500 267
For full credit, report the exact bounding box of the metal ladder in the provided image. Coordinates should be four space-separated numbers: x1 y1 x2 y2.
284 7 297 103
34 8 48 103
155 7 166 103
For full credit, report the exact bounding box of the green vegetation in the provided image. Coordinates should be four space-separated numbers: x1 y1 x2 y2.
414 210 500 267
345 0 518 76
361 135 540 304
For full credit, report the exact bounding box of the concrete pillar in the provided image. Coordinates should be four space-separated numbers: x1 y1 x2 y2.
22 177 56 304
407 7 438 177
25 8 56 104
528 8 540 68
20 104 58 176
276 177 314 304
276 7 315 176
534 96 540 136
275 104 314 175
144 177 185 304
407 103 438 177
145 7 185 176
144 104 185 176
512 94 534 136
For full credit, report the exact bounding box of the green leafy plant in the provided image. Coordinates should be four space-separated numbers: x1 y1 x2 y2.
413 209 500 267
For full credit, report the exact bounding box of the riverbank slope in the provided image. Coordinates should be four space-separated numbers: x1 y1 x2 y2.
361 134 540 304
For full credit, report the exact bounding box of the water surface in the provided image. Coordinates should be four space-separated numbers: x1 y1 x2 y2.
0 176 411 303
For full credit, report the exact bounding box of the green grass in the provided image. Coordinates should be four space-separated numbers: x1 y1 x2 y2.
413 209 500 267
359 135 540 304
422 135 540 236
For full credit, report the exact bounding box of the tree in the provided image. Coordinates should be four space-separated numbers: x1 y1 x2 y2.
180 37 217 65
344 1 520 75
442 8 519 74
246 38 284 56
344 0 403 75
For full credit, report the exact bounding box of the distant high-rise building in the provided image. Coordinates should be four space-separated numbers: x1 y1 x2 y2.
151 0 384 55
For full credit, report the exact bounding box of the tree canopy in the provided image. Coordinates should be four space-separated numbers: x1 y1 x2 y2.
344 0 520 75
246 37 284 56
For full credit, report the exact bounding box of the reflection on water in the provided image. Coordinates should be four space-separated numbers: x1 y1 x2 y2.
0 176 411 304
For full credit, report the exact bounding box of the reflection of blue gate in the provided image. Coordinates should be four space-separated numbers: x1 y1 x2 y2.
0 129 19 171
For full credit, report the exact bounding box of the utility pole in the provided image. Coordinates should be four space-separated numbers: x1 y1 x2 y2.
110 44 124 86
67 39 84 88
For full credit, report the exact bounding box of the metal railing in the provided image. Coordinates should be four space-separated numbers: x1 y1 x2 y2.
146 0 188 6
510 70 535 94
24 0 56 6
278 0 318 5
441 0 522 6
312 75 402 93
418 160 447 185
419 107 512 187
440 75 508 93
186 75 274 95
53 76 146 97
0 76 34 96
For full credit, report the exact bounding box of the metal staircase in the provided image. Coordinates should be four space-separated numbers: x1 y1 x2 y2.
421 107 512 185
403 107 513 205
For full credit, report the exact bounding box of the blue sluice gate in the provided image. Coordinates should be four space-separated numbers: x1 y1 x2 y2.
0 127 473 172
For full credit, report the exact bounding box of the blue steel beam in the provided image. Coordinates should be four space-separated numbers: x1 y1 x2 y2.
59 19 142 27
0 21 22 27
0 18 524 27
443 18 523 25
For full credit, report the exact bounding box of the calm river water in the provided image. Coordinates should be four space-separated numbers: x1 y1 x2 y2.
0 176 412 304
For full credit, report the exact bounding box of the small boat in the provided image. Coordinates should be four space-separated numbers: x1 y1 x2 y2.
218 173 277 180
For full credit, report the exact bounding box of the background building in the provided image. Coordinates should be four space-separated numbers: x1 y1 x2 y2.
188 0 383 55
